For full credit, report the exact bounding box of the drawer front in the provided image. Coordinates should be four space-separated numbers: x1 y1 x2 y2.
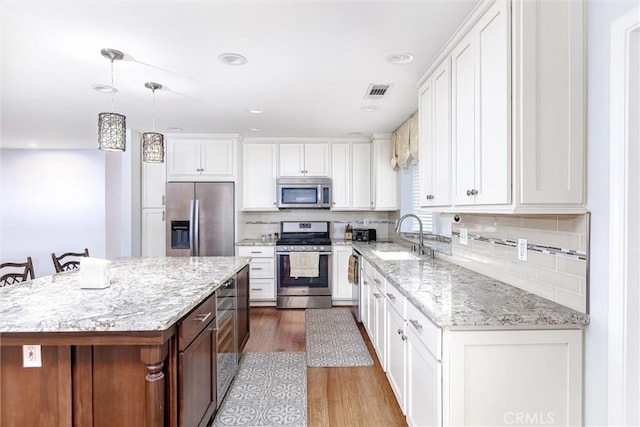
238 246 275 258
249 259 274 278
384 283 407 318
249 278 275 300
406 300 442 360
179 294 216 351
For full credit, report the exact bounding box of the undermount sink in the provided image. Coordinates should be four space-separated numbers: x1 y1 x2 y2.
372 250 421 261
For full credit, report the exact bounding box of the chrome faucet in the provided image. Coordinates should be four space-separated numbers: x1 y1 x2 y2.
395 213 424 255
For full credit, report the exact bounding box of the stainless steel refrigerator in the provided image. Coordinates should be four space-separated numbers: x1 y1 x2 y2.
165 182 235 256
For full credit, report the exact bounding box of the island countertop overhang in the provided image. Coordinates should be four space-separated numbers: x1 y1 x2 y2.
0 256 250 336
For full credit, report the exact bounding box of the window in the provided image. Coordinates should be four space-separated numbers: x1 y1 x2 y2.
399 159 433 233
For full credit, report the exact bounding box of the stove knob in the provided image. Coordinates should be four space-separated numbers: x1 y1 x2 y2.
313 246 318 251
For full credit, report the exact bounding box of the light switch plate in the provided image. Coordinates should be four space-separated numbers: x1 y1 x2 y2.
518 239 528 261
363 218 369 226
459 228 468 245
23 345 42 367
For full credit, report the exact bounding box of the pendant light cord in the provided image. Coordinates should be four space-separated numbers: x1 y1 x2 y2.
110 58 115 113
152 88 156 132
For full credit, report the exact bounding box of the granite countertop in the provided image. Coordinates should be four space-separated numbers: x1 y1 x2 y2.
353 241 590 328
236 239 276 246
0 257 250 333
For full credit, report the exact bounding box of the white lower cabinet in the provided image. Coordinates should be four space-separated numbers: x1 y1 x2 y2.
331 246 353 303
237 246 275 303
360 267 373 336
386 302 407 413
358 257 584 426
407 328 442 427
142 208 166 257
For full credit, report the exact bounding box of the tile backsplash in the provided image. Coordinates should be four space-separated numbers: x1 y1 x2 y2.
439 213 589 313
239 210 394 240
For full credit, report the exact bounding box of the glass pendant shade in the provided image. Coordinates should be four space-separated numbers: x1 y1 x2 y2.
98 112 126 151
142 132 165 163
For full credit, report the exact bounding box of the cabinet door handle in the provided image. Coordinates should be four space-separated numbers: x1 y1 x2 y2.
162 195 165 206
386 293 396 301
363 280 369 286
208 327 218 332
409 319 423 330
397 328 403 335
162 211 165 221
401 333 407 341
193 312 212 323
426 194 434 200
467 189 478 196
373 278 381 285
373 292 382 298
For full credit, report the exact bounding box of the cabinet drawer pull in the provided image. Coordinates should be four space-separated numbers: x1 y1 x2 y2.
208 327 218 332
373 278 381 285
193 312 212 323
223 280 232 288
401 333 407 341
251 267 263 270
409 319 423 330
373 292 382 298
363 280 369 285
250 251 262 254
397 328 403 335
386 293 396 301
251 288 263 291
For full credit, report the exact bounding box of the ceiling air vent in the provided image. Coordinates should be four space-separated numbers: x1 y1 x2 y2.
364 84 392 99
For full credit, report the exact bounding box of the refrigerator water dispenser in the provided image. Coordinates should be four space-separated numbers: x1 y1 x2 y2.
171 221 190 249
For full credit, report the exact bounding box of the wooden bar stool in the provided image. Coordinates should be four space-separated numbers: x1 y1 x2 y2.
0 257 35 286
51 248 89 273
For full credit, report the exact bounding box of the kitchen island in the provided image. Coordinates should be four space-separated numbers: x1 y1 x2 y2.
352 241 589 426
0 256 250 427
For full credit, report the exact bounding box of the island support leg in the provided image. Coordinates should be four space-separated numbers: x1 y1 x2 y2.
140 344 169 427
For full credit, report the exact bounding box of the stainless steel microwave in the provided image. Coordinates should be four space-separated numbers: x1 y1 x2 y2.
276 177 332 209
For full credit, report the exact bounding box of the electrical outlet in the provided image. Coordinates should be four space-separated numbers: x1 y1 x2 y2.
363 218 369 226
23 345 42 368
459 228 468 245
518 239 528 261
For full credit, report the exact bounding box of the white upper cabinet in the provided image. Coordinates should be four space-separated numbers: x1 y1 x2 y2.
278 143 329 177
330 141 372 210
419 59 452 207
142 161 166 209
416 0 585 213
515 0 585 207
242 142 278 210
451 0 510 206
166 135 237 181
371 135 398 211
351 143 373 210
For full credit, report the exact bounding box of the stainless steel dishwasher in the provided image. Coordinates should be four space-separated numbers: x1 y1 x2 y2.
216 278 237 405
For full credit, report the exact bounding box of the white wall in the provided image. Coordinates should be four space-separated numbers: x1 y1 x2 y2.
585 1 639 424
0 149 106 277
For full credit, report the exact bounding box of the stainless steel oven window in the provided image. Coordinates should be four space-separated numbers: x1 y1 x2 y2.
276 253 332 295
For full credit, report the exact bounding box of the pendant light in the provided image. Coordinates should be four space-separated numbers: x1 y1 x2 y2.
142 82 165 163
98 48 126 152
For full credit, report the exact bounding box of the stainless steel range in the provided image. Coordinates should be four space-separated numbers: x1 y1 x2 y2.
276 221 332 309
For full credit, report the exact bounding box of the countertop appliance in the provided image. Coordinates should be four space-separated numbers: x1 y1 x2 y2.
276 221 332 309
353 228 377 241
276 177 331 209
166 182 235 256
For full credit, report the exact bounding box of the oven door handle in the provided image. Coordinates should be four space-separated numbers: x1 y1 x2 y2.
277 252 333 256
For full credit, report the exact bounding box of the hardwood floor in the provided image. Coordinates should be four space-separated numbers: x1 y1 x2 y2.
244 307 407 427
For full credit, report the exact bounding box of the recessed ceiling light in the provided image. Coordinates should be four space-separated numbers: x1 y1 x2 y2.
348 132 363 136
361 105 377 112
386 53 415 65
92 84 117 93
166 127 184 132
248 108 264 114
250 128 260 132
27 143 39 148
219 53 247 66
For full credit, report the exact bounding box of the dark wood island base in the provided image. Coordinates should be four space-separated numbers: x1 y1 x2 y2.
0 261 249 427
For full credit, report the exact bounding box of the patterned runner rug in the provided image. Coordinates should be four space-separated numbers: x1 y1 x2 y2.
213 352 307 427
305 308 374 367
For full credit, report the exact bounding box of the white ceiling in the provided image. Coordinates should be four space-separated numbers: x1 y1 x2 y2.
1 0 478 149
